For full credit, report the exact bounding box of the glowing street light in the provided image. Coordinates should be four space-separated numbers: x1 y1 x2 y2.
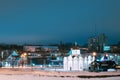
115 54 117 60
93 52 96 57
93 52 96 61
106 54 109 57
104 54 109 61
21 53 27 58
20 52 27 67
115 54 117 57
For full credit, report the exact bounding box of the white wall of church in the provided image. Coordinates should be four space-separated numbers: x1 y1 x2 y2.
64 49 95 71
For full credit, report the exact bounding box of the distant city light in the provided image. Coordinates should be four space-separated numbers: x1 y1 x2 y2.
104 46 110 51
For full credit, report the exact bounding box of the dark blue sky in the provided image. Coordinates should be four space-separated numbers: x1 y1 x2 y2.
0 0 120 45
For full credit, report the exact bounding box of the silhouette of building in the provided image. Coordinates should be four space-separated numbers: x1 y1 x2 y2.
88 33 107 52
88 37 98 52
98 33 107 52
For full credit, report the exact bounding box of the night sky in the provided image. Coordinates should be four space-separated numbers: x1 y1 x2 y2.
0 0 120 45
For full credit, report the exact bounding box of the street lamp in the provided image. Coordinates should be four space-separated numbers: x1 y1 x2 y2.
104 54 109 61
115 54 117 62
106 54 108 57
20 53 27 67
93 52 96 57
93 52 96 61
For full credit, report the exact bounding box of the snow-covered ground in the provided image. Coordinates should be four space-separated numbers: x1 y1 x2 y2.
0 75 120 80
0 68 120 80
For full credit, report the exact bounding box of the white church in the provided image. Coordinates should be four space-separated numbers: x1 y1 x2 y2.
64 47 95 71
